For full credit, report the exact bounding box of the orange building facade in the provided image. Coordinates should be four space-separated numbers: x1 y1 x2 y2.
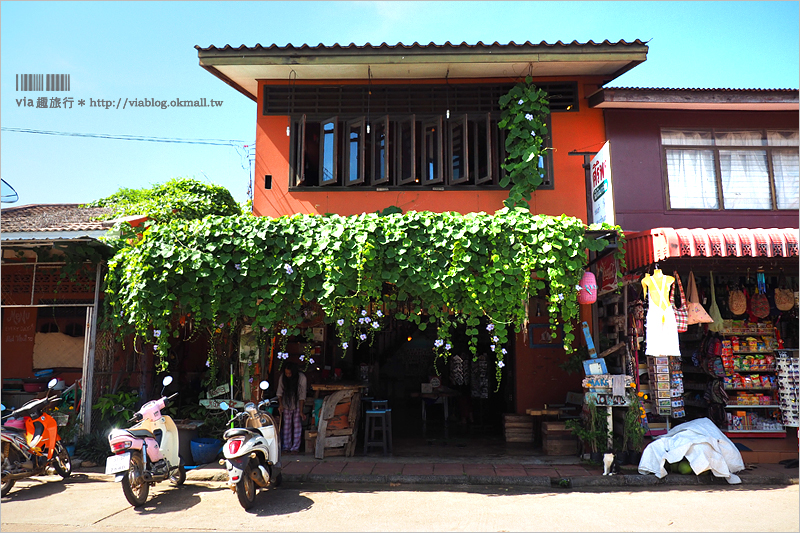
197 40 649 414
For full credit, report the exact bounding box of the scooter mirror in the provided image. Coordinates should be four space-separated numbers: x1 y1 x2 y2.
113 404 125 412
162 376 174 387
47 378 58 389
259 381 269 390
219 402 229 411
0 404 5 412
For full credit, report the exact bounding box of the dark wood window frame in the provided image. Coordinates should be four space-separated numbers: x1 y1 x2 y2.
288 112 553 191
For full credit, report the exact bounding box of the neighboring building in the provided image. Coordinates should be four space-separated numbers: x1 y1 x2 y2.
1 204 147 432
197 40 650 417
588 88 799 462
589 87 799 231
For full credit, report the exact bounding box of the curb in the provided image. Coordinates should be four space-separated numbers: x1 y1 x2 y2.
183 467 797 488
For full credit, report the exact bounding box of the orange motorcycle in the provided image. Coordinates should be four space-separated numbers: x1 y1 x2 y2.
1 378 72 497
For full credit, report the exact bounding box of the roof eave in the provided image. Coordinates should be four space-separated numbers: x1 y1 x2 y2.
588 88 800 110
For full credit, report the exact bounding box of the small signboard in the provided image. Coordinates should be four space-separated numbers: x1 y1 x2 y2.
199 398 245 410
590 141 615 226
583 358 608 376
208 384 230 398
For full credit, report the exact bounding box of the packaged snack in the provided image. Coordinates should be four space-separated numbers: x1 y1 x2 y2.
732 338 740 352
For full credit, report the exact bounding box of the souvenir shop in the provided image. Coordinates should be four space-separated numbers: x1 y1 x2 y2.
593 228 799 463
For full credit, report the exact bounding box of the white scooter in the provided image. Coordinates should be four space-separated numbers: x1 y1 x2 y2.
219 380 282 509
105 376 185 507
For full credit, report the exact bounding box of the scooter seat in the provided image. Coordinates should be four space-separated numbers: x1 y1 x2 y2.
223 427 259 440
127 429 156 439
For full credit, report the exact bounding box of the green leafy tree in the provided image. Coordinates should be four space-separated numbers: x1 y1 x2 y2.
84 177 241 223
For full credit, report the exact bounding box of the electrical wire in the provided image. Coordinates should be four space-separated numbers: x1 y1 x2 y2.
1 127 246 147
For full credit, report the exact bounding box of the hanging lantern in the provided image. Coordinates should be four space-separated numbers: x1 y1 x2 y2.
577 271 598 305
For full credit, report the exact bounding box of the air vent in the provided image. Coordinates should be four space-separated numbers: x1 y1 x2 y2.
264 82 578 115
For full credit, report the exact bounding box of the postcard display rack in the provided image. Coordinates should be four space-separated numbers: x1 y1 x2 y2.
776 349 799 428
645 356 685 419
720 327 787 436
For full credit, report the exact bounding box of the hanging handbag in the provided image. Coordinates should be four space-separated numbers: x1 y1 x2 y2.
774 271 794 311
686 271 713 325
728 281 747 316
750 272 771 319
671 271 688 333
707 271 724 332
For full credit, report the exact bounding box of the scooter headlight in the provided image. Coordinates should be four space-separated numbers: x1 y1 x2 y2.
227 437 244 455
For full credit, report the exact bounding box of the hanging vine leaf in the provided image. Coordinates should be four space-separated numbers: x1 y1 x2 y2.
103 208 625 380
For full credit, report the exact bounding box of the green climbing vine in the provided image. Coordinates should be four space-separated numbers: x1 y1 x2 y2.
103 208 625 384
498 76 551 209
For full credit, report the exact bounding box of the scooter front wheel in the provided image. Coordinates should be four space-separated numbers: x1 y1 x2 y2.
1 445 14 497
121 452 149 507
53 441 72 479
236 465 256 510
169 460 186 486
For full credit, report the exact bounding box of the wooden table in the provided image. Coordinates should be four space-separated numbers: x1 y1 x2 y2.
525 408 562 448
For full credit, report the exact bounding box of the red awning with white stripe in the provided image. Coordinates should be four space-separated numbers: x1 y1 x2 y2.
624 227 799 271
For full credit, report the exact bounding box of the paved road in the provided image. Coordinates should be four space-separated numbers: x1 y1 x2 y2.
2 472 798 532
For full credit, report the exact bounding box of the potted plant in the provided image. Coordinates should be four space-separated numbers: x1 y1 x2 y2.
565 399 608 462
624 390 648 464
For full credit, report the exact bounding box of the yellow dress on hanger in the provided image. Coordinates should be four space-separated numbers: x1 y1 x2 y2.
641 270 681 356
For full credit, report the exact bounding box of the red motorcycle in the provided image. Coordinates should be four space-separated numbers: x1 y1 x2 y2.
1 378 72 497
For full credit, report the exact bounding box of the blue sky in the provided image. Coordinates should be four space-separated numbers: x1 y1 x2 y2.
1 1 798 207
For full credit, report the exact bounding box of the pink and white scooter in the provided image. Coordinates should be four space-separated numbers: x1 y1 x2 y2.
105 376 185 507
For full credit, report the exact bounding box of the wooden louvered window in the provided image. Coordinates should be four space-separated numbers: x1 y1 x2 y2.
288 112 553 190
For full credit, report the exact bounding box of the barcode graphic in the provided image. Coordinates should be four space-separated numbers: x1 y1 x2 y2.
16 74 71 91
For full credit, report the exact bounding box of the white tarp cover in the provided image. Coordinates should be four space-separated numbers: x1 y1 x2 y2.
638 417 745 484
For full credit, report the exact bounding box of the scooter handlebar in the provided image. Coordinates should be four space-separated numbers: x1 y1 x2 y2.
128 413 143 424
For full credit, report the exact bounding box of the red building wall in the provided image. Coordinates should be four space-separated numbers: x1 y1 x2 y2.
251 77 608 415
252 77 608 221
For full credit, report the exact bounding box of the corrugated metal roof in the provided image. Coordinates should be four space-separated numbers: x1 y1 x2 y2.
625 227 800 270
1 204 115 233
195 39 649 53
604 87 798 92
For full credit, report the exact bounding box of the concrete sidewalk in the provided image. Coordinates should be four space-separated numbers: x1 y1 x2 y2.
180 455 799 489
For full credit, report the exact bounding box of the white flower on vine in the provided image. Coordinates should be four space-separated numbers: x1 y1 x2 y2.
376 310 383 317
501 348 508 355
365 317 371 323
309 358 315 364
531 131 536 137
342 342 349 349
284 264 294 275
445 343 451 351
281 328 288 335
497 361 505 368
492 336 499 343
300 355 305 361
486 323 495 332
490 344 496 351
557 293 564 301
360 334 367 341
358 318 365 325
153 329 161 338
371 322 379 329
434 339 444 347
361 309 368 316
337 319 344 326
518 99 524 105
525 113 534 121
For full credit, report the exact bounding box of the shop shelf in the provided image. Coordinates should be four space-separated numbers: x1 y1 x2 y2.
724 405 779 409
